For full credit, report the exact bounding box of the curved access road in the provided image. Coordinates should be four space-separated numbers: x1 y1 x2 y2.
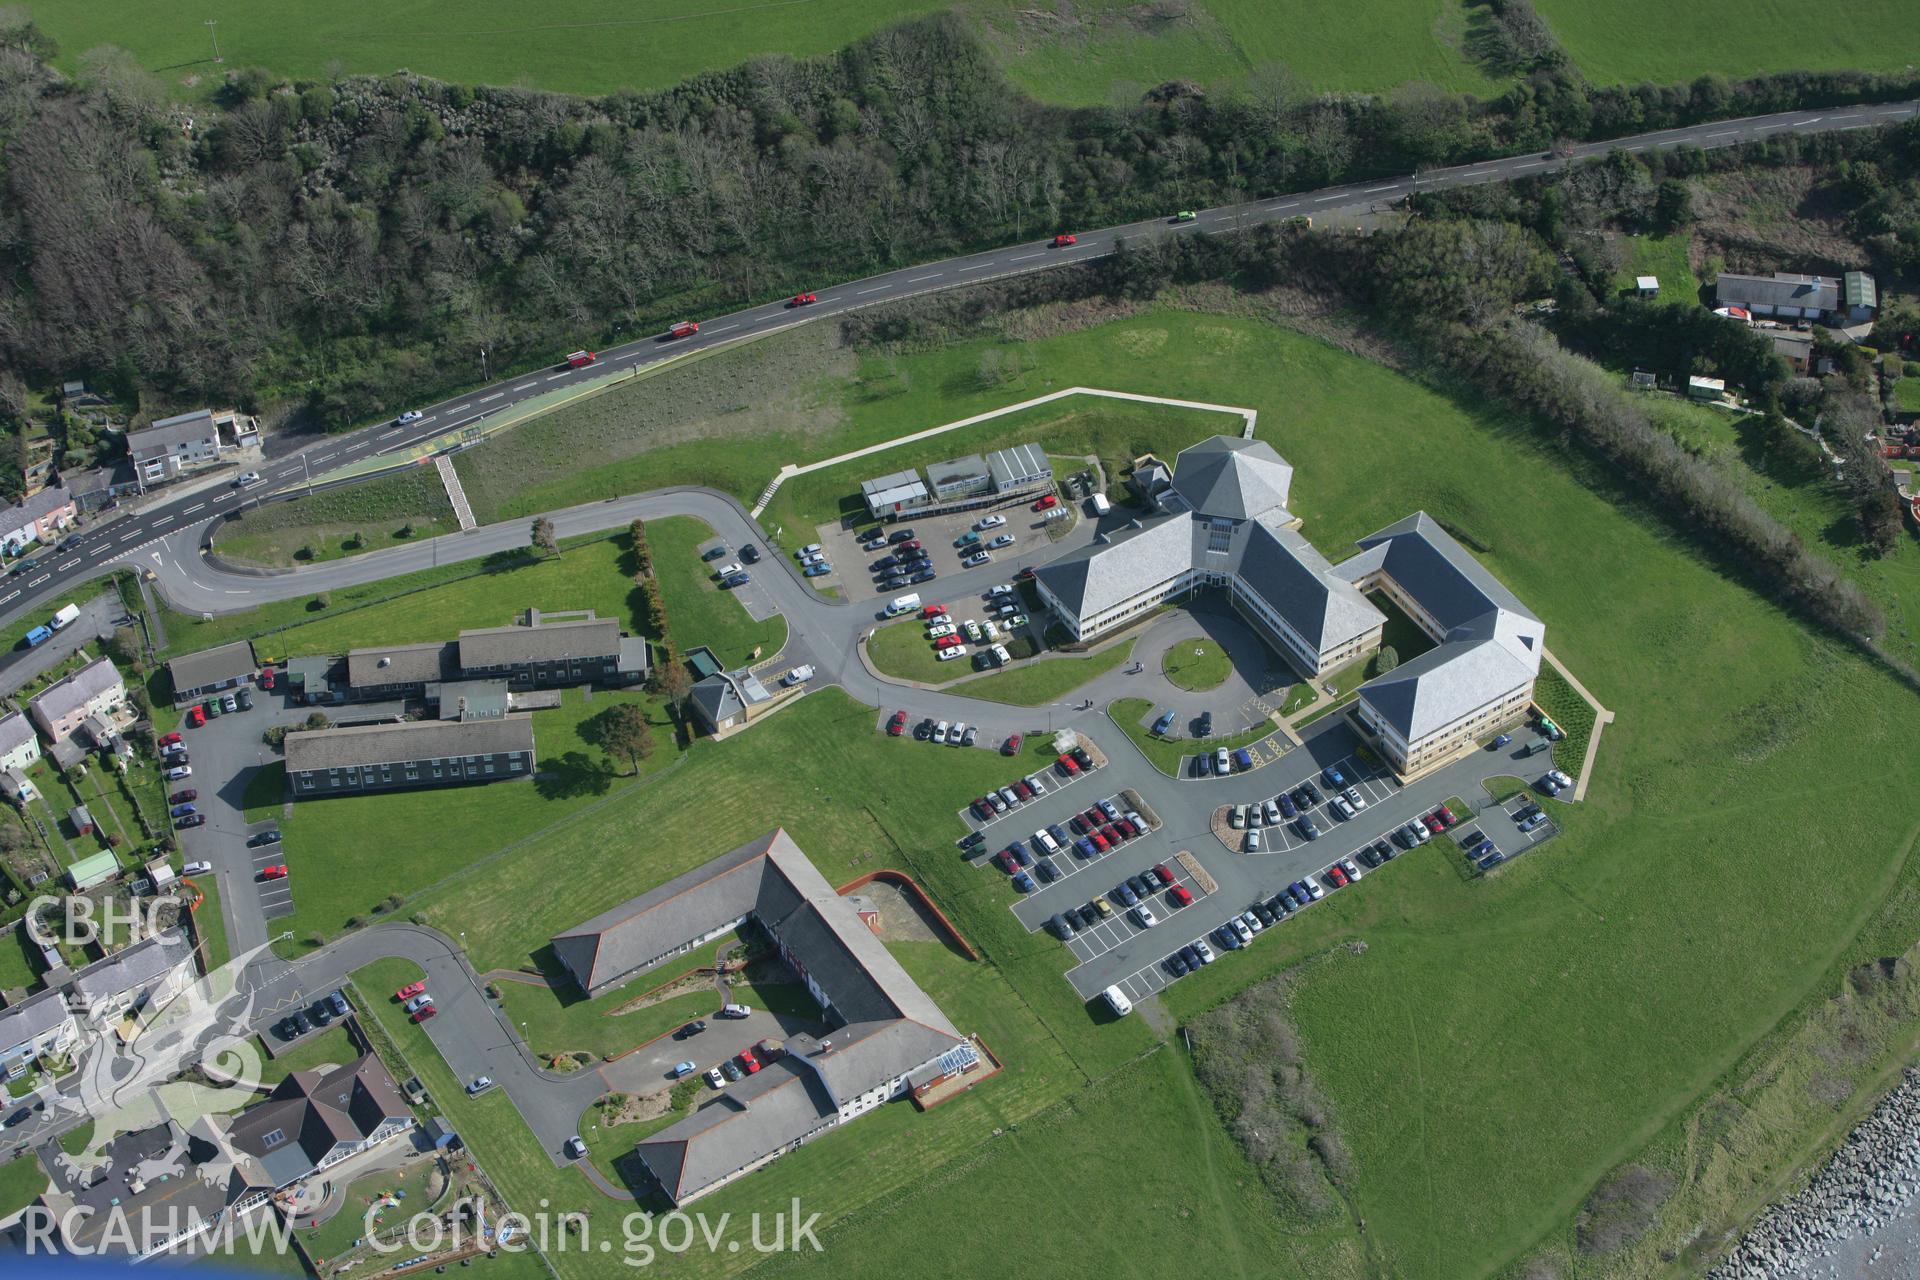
2 98 1913 630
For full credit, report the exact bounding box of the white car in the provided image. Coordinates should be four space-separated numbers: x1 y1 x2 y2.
1231 917 1254 944
1132 904 1159 928
232 471 261 488
927 623 956 638
165 765 192 781
1331 794 1355 820
949 722 968 746
719 1003 752 1018
975 515 1006 530
779 665 814 687
932 720 950 744
1342 786 1367 811
1215 748 1231 774
1193 939 1215 964
1548 769 1573 789
1410 816 1432 843
716 561 744 577
467 1076 494 1095
1029 775 1051 797
1245 829 1261 852
937 647 966 662
963 551 992 567
963 621 983 642
1304 878 1325 900
1262 799 1281 825
987 584 1015 598
404 993 434 1014
986 534 1015 549
1033 829 1058 853
182 861 212 877
706 1067 726 1089
799 543 823 556
1241 910 1263 934
397 409 424 424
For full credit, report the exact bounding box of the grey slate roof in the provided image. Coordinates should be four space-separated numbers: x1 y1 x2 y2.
0 711 37 761
128 410 218 461
1342 512 1544 742
9 486 74 524
29 657 123 726
0 987 74 1054
224 1054 409 1190
635 1059 840 1204
167 640 257 694
1168 437 1293 520
688 669 771 728
1713 272 1841 313
71 930 192 1009
283 715 534 773
1236 519 1384 652
458 617 622 669
347 642 453 688
1034 513 1199 621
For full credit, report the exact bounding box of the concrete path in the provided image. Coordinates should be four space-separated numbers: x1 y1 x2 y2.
436 455 477 532
1542 647 1614 802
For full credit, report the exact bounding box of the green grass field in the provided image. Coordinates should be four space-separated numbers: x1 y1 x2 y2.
275 685 680 948
1533 0 1920 85
867 617 966 684
1613 232 1702 303
868 617 1133 704
648 516 787 667
0 1150 46 1219
213 468 456 568
255 1023 359 1087
1161 636 1230 690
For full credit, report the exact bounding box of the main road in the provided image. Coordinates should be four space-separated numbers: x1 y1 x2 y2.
2 98 1913 631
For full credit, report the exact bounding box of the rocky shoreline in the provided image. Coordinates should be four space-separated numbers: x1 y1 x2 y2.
1712 1066 1920 1278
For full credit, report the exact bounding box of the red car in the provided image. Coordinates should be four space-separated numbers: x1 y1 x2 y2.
887 710 908 736
972 797 994 820
1089 830 1109 852
1012 780 1033 800
934 635 963 650
1015 566 1037 580
921 604 947 619
895 539 921 553
169 789 197 804
1153 863 1174 883
1082 807 1103 829
668 320 699 339
1033 493 1058 511
158 732 183 748
1052 233 1078 247
1167 884 1193 907
1101 824 1124 846
411 1004 437 1023
1326 865 1348 888
395 981 427 1002
738 1049 761 1074
186 706 206 728
260 865 288 881
1002 734 1022 756
788 293 818 307
1429 806 1456 830
1056 753 1079 774
997 849 1021 873
258 670 276 690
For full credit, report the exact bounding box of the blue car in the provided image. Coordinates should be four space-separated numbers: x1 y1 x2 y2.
1151 709 1176 735
1012 871 1036 893
1113 882 1138 907
1278 792 1297 819
1194 753 1213 777
1233 747 1254 772
169 803 197 818
1297 816 1320 841
1490 733 1513 749
1322 764 1346 787
1074 836 1097 859
722 572 750 588
803 563 832 577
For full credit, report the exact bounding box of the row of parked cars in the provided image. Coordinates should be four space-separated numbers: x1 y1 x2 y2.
994 794 1154 890
687 1037 784 1089
276 989 351 1039
701 539 761 588
1051 860 1191 940
963 744 1099 826
862 526 939 590
1172 851 1387 976
1190 741 1253 777
184 685 254 729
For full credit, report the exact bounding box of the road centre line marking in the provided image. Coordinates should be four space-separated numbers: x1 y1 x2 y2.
546 372 568 380
1459 170 1494 178
479 392 503 403
908 273 940 282
1704 130 1737 138
708 324 739 333
958 262 988 271
856 285 887 295
184 503 205 514
515 382 538 391
1266 202 1298 211
1365 185 1398 193
1313 194 1341 202
1010 252 1043 261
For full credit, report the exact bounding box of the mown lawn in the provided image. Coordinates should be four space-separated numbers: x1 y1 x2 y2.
296 1155 443 1265
0 1151 46 1218
275 686 681 951
255 1023 359 1087
1612 232 1702 303
947 639 1136 705
648 516 787 667
192 878 231 973
867 617 965 684
1161 636 1230 690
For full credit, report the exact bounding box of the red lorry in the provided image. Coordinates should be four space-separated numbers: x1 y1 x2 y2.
667 320 700 339
565 350 596 368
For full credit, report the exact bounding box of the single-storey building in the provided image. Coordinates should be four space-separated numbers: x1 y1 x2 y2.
167 640 257 705
1713 270 1877 325
1634 275 1659 299
688 668 773 735
284 715 536 797
984 443 1053 498
29 657 125 746
926 454 991 502
330 609 648 703
860 469 931 521
66 850 120 892
552 830 967 1206
1687 375 1727 401
1769 329 1815 374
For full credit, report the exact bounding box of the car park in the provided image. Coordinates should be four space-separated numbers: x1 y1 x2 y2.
921 603 947 619
1357 845 1381 868
170 803 197 818
247 830 282 847
721 1060 742 1082
1245 828 1261 852
987 534 1015 549
1000 786 1021 808
175 814 204 829
1152 709 1176 735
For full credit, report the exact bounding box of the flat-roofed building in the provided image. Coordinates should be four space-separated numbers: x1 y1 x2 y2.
284 716 535 797
859 469 930 520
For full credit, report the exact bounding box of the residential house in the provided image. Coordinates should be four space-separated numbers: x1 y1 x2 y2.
0 486 75 556
70 930 195 1024
167 640 257 705
28 657 125 745
220 1053 414 1192
127 411 227 491
283 716 535 797
553 830 967 1206
456 610 649 688
0 711 42 774
0 988 78 1080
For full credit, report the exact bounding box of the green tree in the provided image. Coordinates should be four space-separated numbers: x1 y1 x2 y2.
594 704 655 775
1375 645 1399 674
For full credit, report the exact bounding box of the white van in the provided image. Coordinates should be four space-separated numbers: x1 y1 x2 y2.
1102 986 1133 1017
885 593 922 616
1090 494 1112 516
50 603 80 630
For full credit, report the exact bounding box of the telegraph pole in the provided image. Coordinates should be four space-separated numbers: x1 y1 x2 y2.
204 19 223 64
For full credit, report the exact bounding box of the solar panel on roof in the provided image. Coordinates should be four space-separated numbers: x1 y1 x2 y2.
937 1043 979 1076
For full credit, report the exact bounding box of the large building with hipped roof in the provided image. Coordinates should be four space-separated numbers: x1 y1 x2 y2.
1036 435 1543 780
550 830 969 1206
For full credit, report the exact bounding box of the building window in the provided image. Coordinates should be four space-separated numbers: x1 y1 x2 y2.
261 1128 285 1148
